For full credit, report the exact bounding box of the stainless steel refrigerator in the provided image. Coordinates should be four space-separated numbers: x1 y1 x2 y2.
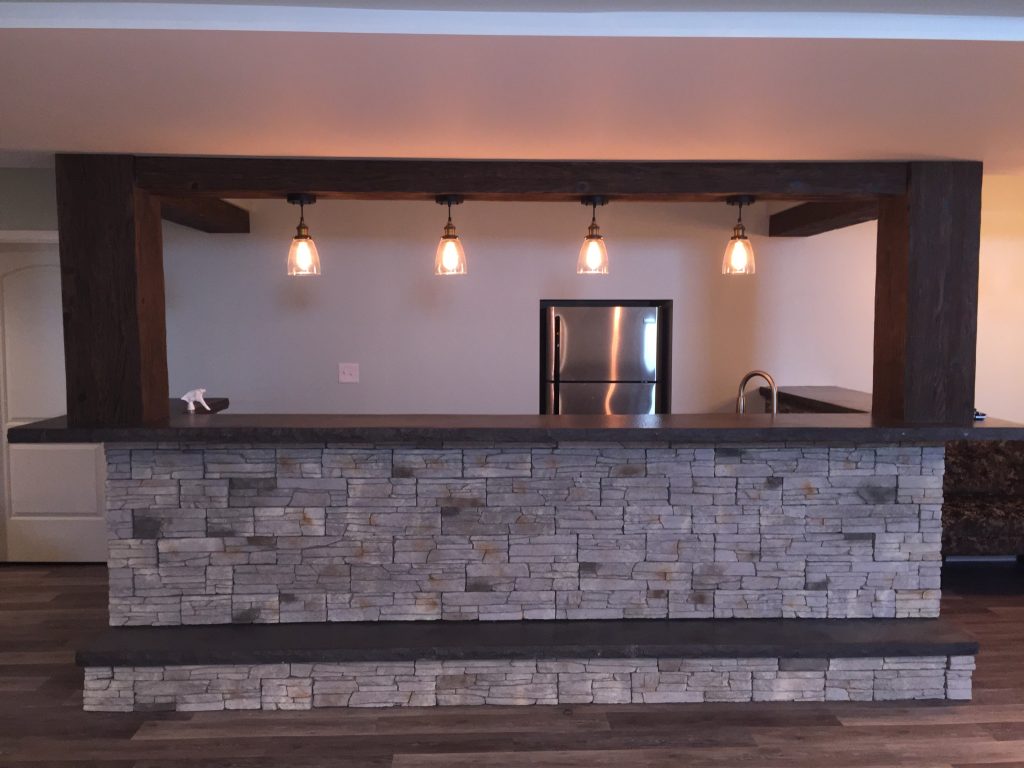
540 301 671 415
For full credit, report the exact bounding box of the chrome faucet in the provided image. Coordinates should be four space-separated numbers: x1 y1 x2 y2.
737 370 778 415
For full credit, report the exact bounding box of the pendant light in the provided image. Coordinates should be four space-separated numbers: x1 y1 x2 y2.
577 196 609 275
286 193 321 276
722 195 756 276
434 195 468 276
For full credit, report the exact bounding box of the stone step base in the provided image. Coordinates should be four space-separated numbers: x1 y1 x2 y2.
85 655 975 712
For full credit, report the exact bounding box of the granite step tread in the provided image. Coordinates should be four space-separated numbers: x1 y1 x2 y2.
77 617 978 667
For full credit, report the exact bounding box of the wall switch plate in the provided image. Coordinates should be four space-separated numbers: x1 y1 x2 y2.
338 363 360 383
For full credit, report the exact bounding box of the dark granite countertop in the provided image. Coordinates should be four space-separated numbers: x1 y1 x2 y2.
8 411 1024 445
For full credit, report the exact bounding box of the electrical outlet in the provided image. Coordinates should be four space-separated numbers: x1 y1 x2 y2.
338 363 360 383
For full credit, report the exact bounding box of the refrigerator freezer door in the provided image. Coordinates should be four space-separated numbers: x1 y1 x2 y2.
545 305 660 383
545 382 658 416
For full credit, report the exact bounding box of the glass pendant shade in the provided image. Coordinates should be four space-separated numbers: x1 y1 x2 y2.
435 233 467 275
722 226 756 275
287 233 321 276
577 233 609 275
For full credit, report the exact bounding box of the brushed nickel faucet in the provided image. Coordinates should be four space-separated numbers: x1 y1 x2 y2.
737 370 778 415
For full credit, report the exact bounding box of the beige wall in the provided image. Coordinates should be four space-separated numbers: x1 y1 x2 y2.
977 176 1024 422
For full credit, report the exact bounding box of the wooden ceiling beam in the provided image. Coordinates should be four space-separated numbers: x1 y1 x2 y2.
768 200 879 237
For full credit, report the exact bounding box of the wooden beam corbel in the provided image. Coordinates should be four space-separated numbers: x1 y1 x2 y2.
769 200 879 237
159 196 250 234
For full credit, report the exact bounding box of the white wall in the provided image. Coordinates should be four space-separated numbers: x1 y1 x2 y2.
753 220 878 396
163 199 878 414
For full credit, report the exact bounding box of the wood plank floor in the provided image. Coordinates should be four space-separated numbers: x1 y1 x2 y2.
0 563 1022 767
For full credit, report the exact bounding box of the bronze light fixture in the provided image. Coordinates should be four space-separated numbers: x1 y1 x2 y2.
434 195 468 276
286 193 321 276
722 195 756 276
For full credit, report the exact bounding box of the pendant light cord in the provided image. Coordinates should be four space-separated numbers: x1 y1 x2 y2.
591 202 598 226
447 199 453 226
298 201 306 227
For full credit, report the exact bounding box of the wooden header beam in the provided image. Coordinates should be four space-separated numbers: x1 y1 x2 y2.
132 157 908 202
53 153 981 428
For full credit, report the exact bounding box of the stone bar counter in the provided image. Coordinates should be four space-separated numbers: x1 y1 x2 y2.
12 412 1020 711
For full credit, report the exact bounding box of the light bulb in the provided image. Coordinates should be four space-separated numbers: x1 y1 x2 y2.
722 235 755 275
287 235 321 276
577 235 609 275
295 241 313 271
442 241 460 272
435 235 467 275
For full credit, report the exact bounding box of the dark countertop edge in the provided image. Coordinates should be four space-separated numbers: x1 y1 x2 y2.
75 618 978 668
9 412 1024 444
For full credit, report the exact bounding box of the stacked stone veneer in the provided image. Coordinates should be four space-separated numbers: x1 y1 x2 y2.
84 655 975 712
105 442 943 625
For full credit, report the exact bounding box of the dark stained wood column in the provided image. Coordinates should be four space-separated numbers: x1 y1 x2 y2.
55 155 169 426
872 161 983 424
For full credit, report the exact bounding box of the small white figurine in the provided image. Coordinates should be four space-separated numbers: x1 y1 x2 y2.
181 388 211 413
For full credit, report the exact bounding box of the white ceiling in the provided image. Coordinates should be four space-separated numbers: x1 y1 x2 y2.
1 25 1023 173
4 1 1024 39
16 1 1024 10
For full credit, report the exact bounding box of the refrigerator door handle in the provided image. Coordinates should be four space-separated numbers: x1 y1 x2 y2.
553 314 561 415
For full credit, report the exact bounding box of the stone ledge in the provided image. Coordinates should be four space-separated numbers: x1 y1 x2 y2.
83 654 976 711
76 618 978 668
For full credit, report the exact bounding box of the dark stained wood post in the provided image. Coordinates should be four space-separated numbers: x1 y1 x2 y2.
55 155 169 426
872 161 983 424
